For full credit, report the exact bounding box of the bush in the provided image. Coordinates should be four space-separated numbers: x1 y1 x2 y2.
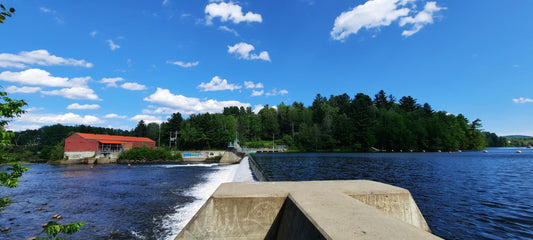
118 147 182 162
205 155 222 163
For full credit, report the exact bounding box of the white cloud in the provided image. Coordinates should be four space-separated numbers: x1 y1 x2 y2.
513 97 533 104
0 49 93 69
162 0 170 6
5 86 42 94
252 104 264 114
107 39 120 51
399 2 446 37
100 77 124 87
104 113 128 119
205 2 262 24
144 88 250 114
251 90 264 97
67 103 101 110
244 81 264 89
100 77 146 91
90 30 98 37
166 60 199 68
120 82 147 91
130 115 163 124
17 112 104 125
218 26 239 36
0 69 90 87
266 89 289 96
228 42 271 61
42 87 100 100
331 0 445 40
198 76 242 92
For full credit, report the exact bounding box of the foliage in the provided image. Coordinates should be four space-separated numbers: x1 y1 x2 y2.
0 3 15 23
0 163 29 210
205 155 222 163
118 147 182 161
36 221 85 240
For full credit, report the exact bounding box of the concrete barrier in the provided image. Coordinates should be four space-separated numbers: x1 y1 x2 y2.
175 180 441 240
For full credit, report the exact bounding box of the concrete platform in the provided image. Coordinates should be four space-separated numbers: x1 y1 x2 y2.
175 180 442 240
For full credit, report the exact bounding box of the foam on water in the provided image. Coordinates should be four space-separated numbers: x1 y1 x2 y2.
161 157 255 240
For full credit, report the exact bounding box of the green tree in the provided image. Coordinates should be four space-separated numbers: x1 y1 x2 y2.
133 120 147 137
0 3 15 23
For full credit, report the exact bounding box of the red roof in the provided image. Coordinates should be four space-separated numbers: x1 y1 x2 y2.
98 140 124 144
75 133 155 143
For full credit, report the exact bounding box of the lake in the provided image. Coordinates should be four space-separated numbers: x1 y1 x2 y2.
251 148 533 239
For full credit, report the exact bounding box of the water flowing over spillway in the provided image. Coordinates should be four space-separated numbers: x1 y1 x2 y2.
163 157 255 240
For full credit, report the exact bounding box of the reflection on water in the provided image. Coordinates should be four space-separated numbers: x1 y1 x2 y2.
252 148 533 240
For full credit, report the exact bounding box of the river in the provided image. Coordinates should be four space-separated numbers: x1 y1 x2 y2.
1 148 532 239
251 147 533 239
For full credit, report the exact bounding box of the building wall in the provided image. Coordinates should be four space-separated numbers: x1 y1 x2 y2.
64 134 98 152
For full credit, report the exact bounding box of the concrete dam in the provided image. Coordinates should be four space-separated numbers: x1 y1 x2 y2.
175 156 442 240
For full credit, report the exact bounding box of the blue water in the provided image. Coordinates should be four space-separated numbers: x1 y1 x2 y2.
251 148 533 239
0 163 241 240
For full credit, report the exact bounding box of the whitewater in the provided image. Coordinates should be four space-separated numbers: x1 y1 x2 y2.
161 156 255 240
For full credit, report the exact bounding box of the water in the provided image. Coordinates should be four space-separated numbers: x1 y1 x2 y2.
251 148 533 240
0 160 249 240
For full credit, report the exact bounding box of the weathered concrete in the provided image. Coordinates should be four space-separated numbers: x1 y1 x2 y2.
175 180 441 240
219 151 243 164
182 151 225 162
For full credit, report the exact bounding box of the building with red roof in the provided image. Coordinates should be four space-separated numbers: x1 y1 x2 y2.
64 133 156 159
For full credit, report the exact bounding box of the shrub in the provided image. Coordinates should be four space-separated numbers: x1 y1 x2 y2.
118 147 182 161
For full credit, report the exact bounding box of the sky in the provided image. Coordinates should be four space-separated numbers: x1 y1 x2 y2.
1 0 532 136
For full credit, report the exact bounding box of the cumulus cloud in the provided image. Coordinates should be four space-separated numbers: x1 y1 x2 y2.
67 103 100 110
244 81 264 89
0 69 90 87
120 82 147 91
251 90 264 97
17 112 104 125
107 39 120 51
0 49 93 69
130 115 163 124
144 88 250 114
41 87 100 100
205 1 262 24
266 89 289 96
399 2 446 36
198 76 242 92
228 42 270 61
5 86 42 94
252 104 264 114
99 77 146 91
104 113 128 119
331 0 445 40
166 60 199 68
513 97 533 104
100 77 124 87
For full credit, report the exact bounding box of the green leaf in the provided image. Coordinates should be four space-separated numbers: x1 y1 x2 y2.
9 8 15 13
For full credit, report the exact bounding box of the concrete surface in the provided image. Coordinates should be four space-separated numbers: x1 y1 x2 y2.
219 151 243 164
175 180 441 240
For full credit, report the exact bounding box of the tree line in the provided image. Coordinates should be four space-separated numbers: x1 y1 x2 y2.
135 90 494 152
11 90 509 160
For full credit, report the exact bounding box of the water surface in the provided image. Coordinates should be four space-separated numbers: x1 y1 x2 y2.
251 148 533 239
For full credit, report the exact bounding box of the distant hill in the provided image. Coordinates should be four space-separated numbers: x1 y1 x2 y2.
503 135 533 138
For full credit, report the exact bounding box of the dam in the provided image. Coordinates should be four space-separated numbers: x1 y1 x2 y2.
174 156 441 239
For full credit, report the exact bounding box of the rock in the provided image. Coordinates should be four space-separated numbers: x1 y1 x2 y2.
41 203 48 206
0 227 10 232
8 217 15 221
37 208 43 211
24 211 31 213
27 237 37 240
52 214 62 219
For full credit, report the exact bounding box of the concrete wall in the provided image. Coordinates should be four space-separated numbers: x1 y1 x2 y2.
175 180 441 240
64 151 95 160
182 151 225 162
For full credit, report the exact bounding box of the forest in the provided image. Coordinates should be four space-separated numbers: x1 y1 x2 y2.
8 90 512 162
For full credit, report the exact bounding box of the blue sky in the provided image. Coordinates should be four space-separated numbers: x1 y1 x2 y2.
1 0 532 136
